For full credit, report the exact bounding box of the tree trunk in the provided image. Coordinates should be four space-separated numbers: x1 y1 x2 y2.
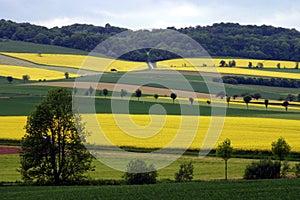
225 160 228 180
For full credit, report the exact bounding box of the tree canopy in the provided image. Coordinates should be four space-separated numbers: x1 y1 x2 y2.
20 88 94 185
2 19 300 61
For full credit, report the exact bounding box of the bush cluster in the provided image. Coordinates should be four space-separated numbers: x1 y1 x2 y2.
244 159 281 179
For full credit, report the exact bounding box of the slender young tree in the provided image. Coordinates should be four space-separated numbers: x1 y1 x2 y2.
243 95 252 109
170 93 177 104
135 89 142 101
103 88 108 98
216 138 233 180
154 94 159 101
264 99 269 110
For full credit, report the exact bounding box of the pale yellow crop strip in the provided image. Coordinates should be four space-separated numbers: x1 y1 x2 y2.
158 58 298 69
0 64 78 80
158 58 300 79
1 53 148 72
3 115 298 152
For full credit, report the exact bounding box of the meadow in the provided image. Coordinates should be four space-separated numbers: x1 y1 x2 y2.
1 178 300 200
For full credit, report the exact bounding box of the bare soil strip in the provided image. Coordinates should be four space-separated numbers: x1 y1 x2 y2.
0 146 19 155
28 81 211 98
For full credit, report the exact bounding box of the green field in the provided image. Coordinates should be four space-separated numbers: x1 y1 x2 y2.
1 178 300 200
0 40 87 55
1 40 300 199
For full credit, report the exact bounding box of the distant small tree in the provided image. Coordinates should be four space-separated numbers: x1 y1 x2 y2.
170 93 177 104
189 97 194 105
264 99 269 110
103 89 108 98
121 89 127 98
88 86 94 95
295 62 299 69
154 94 159 101
216 91 226 99
286 94 295 102
7 76 13 83
64 72 69 79
282 100 289 111
22 75 30 83
252 93 261 100
135 89 142 101
248 62 253 68
229 60 236 67
216 138 233 180
243 95 252 109
123 159 157 185
277 63 281 69
175 161 194 182
226 96 231 107
233 94 238 100
219 60 226 67
257 62 264 68
206 100 211 104
271 137 291 164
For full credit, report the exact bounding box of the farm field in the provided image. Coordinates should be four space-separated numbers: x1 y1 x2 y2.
0 64 78 80
1 52 148 72
1 114 300 152
1 178 300 200
1 153 299 183
159 58 298 69
0 42 300 187
158 59 300 80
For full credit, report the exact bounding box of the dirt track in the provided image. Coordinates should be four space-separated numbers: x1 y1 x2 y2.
0 146 19 154
29 81 211 98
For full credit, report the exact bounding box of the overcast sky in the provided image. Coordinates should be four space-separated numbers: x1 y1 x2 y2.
1 0 300 30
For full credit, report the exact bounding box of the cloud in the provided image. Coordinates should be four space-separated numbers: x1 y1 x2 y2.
2 0 300 31
34 17 86 28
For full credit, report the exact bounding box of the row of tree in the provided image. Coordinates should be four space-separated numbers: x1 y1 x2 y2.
216 137 299 180
214 76 300 89
2 19 300 61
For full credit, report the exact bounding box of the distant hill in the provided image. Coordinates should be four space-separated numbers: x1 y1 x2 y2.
1 19 300 61
0 40 87 55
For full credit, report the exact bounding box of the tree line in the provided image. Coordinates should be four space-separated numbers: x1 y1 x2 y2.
1 19 300 61
214 76 300 89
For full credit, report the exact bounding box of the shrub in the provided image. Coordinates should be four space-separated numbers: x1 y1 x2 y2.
175 161 194 182
244 159 281 179
123 159 157 185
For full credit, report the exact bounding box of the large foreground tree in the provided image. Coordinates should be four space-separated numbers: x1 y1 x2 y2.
20 88 94 185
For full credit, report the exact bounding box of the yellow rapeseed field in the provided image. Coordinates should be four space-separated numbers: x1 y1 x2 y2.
2 115 299 152
0 64 78 80
1 53 148 72
158 58 298 69
0 116 26 139
158 58 300 79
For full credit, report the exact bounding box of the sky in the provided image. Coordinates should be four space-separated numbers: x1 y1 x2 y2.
1 0 300 30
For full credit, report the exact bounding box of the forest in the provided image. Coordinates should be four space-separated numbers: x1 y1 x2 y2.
1 19 300 61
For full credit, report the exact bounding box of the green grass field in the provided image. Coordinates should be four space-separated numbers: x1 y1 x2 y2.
1 178 300 200
1 41 300 198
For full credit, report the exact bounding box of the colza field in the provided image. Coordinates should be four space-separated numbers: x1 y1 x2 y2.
2 114 300 152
